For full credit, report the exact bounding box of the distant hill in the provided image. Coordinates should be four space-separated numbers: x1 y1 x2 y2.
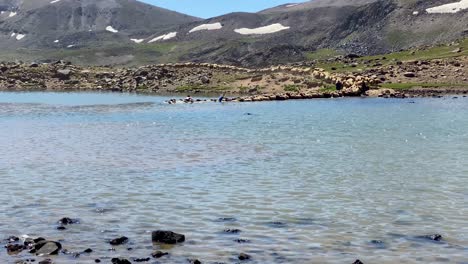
0 0 466 66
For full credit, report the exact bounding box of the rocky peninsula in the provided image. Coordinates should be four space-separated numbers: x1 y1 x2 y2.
0 53 466 102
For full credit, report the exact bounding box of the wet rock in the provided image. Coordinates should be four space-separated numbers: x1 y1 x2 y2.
95 259 101 263
188 259 202 264
29 63 39 68
353 260 364 264
223 229 241 234
152 250 169 258
38 259 53 264
5 236 20 242
6 243 24 254
234 239 250 243
83 248 93 253
420 234 443 241
56 226 66 231
58 217 79 225
238 253 251 261
30 241 62 255
111 258 131 264
133 257 150 262
110 236 129 246
151 230 185 244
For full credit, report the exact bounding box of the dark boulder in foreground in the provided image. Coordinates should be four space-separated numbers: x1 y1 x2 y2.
111 258 132 264
151 230 185 244
30 240 62 255
353 260 364 264
238 253 251 261
110 236 129 246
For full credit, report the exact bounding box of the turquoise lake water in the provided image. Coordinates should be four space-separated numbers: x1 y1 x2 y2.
0 92 467 263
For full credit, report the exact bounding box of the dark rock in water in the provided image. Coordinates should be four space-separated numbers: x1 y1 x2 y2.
234 239 250 243
223 229 241 234
83 248 93 253
30 241 62 255
110 236 129 246
369 240 386 249
238 253 251 261
133 257 150 262
267 221 287 228
420 234 443 241
152 250 169 258
58 217 79 225
151 230 185 244
216 217 237 222
111 258 131 264
95 259 101 263
38 259 53 264
353 260 364 264
5 236 20 242
57 226 67 230
188 259 202 264
6 243 24 254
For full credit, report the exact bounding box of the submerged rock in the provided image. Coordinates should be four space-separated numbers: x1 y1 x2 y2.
110 236 129 246
111 258 131 264
6 243 24 254
5 236 20 242
58 217 79 225
353 260 364 264
30 240 62 255
188 259 202 264
420 234 443 241
38 259 53 264
133 257 150 262
238 253 251 261
152 250 169 258
223 229 241 234
151 230 185 244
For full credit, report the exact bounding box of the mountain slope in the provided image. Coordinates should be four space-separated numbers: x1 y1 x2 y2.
0 0 466 66
0 0 200 49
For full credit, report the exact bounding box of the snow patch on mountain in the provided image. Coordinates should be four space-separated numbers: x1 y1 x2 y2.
16 34 25 40
426 0 468 13
130 38 145 43
189 22 223 33
50 0 62 3
234 23 290 35
9 12 17 17
148 32 177 43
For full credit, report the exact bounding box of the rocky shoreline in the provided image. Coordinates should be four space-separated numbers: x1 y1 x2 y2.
0 57 466 102
3 217 447 264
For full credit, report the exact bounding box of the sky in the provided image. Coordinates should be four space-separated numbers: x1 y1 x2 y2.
141 0 306 18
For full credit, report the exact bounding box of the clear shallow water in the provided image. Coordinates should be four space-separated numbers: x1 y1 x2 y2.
0 92 467 264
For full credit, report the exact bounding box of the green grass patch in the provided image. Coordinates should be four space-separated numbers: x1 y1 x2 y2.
319 84 337 93
305 49 342 61
380 82 468 90
283 84 300 92
316 38 468 72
